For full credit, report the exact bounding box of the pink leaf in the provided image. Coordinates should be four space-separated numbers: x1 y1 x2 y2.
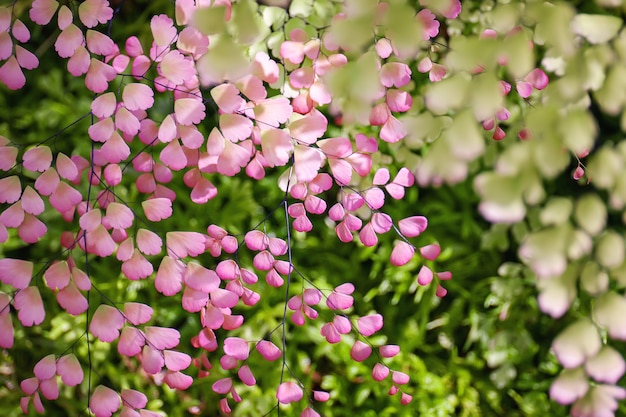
215 260 240 280
573 166 584 180
371 213 393 234
224 337 249 360
182 287 209 312
121 389 148 409
331 314 348 331
142 198 172 221
289 109 328 145
256 340 281 361
18 214 47 243
245 230 269 251
15 45 39 69
294 145 324 183
164 350 191 371
252 97 292 128
261 128 292 167
21 377 39 395
238 365 256 386
86 30 115 56
155 256 185 296
49 182 82 213
85 224 116 257
373 168 390 185
34 354 56 380
210 288 239 308
212 377 233 394
13 286 45 326
30 0 59 25
0 201 24 228
151 14 177 46
585 347 625 384
350 340 372 362
158 50 196 85
357 314 383 336
57 281 88 315
124 302 154 325
118 327 145 356
0 313 14 348
364 187 385 210
40 377 58 400
393 167 414 187
359 223 378 247
280 41 304 64
549 369 589 405
123 83 154 111
525 68 548 90
78 0 113 27
380 62 411 88
0 56 25 89
420 244 441 260
390 241 415 266
68 45 90 76
516 81 532 98
387 89 413 112
398 216 428 237
121 250 153 280
380 115 407 143
184 262 220 293
90 385 120 417
160 140 187 170
417 265 434 285
105 202 134 229
373 363 390 381
92 92 117 118
145 326 180 350
277 381 303 404
220 113 253 142
0 176 21 203
211 83 244 113
85 59 117 93
56 153 78 180
23 146 52 172
392 371 410 385
141 345 165 374
88 117 115 142
380 345 400 358
90 305 125 342
166 231 205 258
326 291 353 311
164 371 193 390
136 229 162 255
175 98 205 125
0 258 33 289
0 144 18 171
158 114 178 143
57 354 84 386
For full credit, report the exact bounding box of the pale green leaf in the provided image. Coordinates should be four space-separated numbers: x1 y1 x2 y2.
196 34 250 84
572 14 623 45
289 0 313 18
262 6 288 30
231 0 269 45
192 6 227 36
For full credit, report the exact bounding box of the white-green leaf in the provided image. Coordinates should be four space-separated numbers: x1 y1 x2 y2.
572 14 623 44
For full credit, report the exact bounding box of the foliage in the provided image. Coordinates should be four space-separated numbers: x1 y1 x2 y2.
1 0 626 417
